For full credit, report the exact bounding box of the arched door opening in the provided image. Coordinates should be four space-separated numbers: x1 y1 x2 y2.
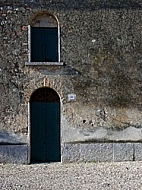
30 87 61 163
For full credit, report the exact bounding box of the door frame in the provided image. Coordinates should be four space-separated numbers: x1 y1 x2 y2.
28 87 61 163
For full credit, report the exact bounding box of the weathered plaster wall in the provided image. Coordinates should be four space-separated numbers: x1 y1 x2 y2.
61 5 142 142
0 0 142 146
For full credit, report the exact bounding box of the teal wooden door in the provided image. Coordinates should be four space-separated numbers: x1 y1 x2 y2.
31 103 46 162
30 88 61 163
45 103 60 161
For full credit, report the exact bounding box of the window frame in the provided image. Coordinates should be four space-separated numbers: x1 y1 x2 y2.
25 15 63 66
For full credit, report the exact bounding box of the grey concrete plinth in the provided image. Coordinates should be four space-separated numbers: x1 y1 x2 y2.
62 142 142 163
62 143 114 162
61 143 80 162
80 143 113 162
113 143 134 162
0 145 28 164
134 143 142 161
1 143 142 164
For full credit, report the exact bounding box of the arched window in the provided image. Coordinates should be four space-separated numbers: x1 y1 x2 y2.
27 11 63 65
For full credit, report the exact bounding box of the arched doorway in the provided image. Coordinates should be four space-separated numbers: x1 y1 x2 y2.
30 87 61 163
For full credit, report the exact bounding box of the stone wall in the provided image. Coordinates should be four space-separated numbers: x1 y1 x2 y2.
0 0 142 162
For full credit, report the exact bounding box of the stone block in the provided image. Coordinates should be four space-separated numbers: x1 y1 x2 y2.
80 143 113 162
113 143 133 162
134 143 142 161
0 145 28 164
61 143 80 162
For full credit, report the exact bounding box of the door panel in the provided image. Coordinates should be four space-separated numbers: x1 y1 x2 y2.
45 103 60 161
31 103 46 162
30 102 60 163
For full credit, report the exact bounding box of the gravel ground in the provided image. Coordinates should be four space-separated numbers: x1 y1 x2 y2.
0 161 142 190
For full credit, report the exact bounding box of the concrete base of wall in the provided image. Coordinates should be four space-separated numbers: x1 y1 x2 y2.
0 143 142 164
0 145 28 164
62 143 142 163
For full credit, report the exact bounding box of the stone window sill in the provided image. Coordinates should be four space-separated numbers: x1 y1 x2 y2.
25 62 64 66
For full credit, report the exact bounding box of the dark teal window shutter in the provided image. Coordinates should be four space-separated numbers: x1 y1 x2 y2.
46 28 58 62
31 27 58 62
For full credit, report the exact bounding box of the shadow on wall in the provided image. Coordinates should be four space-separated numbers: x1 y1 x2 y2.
1 0 142 10
0 131 27 145
37 64 81 75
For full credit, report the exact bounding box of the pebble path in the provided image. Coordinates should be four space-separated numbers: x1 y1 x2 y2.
0 161 142 189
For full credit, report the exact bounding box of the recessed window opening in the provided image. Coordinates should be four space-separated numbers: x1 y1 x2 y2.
29 12 60 63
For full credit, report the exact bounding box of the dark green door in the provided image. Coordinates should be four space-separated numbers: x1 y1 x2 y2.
30 88 61 163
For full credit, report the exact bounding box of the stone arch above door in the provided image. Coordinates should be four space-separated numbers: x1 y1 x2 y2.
30 87 60 103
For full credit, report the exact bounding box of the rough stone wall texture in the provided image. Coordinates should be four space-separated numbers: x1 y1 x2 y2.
0 0 142 145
